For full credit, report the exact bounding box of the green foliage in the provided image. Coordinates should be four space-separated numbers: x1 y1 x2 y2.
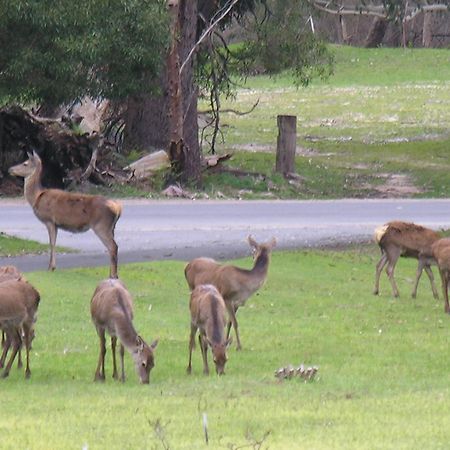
235 0 334 86
0 0 169 107
4 249 450 448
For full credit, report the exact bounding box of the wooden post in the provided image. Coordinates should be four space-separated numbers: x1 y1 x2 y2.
275 115 297 176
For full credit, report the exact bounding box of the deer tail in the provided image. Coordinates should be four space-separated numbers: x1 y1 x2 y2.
374 224 389 244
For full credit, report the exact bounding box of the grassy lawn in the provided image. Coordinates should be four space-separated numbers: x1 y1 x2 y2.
197 46 450 199
3 247 450 449
0 233 73 257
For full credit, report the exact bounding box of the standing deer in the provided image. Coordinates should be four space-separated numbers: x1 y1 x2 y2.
431 238 450 313
0 279 40 378
185 235 276 351
90 278 158 384
187 284 231 376
9 150 122 278
373 221 440 299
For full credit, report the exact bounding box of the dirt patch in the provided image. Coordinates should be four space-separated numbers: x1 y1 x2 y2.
360 173 423 198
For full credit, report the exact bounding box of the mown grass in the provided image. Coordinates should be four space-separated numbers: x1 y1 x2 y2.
3 248 450 449
198 45 450 199
0 233 74 257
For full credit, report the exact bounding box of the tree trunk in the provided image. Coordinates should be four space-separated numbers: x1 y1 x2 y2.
364 17 387 48
275 115 297 176
121 0 201 185
422 11 433 48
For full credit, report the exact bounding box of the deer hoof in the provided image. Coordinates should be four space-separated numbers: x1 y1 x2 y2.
25 370 31 379
1 371 9 379
94 374 105 382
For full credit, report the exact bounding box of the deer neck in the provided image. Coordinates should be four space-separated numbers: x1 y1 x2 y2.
23 165 44 208
251 250 270 278
114 315 140 353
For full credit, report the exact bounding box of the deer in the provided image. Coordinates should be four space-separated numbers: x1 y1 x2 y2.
8 150 122 278
187 284 231 376
431 238 450 314
0 265 27 369
90 278 158 384
184 235 276 351
0 279 40 378
373 221 440 299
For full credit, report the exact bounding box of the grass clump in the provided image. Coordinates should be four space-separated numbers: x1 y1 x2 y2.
3 248 450 448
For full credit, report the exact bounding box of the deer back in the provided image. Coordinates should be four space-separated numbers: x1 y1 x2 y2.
379 222 440 254
34 189 121 233
0 279 40 325
0 266 23 283
91 279 134 334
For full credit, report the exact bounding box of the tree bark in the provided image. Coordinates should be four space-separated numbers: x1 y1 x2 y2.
275 115 297 176
121 0 201 185
364 17 388 48
422 11 433 48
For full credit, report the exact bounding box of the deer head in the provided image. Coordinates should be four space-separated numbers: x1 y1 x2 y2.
132 337 158 384
8 150 41 179
209 337 232 375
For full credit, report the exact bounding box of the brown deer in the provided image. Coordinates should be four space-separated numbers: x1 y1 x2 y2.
0 265 27 368
187 284 231 376
431 238 450 313
9 150 122 278
373 221 440 299
90 278 158 384
0 279 40 378
185 235 276 351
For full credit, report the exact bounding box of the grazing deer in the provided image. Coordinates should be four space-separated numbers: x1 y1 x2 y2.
0 279 40 378
187 284 231 376
373 221 440 299
185 235 276 351
0 265 27 368
90 278 158 384
431 238 450 313
9 150 122 278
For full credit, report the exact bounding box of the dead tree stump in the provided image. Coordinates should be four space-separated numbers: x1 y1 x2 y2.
275 115 297 176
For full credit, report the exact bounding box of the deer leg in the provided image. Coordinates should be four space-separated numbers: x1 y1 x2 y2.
444 272 450 314
119 343 125 382
111 336 119 380
227 304 242 350
94 327 106 382
424 265 439 300
412 259 425 299
199 334 209 375
93 228 119 279
0 333 11 368
374 252 388 295
22 323 32 379
385 248 401 298
2 329 21 378
187 324 197 375
45 222 58 271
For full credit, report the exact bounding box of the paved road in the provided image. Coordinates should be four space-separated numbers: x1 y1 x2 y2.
2 198 450 272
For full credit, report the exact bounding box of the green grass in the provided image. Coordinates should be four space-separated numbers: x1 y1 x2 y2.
3 248 450 448
0 233 54 257
198 45 450 199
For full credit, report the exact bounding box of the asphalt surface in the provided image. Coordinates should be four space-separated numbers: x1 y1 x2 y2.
2 198 450 273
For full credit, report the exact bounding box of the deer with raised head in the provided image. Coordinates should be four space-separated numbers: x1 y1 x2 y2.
0 279 40 378
187 284 231 376
373 221 440 299
431 238 450 313
9 150 122 278
90 278 158 384
185 235 276 351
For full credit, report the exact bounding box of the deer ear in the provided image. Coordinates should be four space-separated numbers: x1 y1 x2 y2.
27 151 33 160
32 149 41 161
135 336 144 351
150 339 159 350
247 235 258 248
